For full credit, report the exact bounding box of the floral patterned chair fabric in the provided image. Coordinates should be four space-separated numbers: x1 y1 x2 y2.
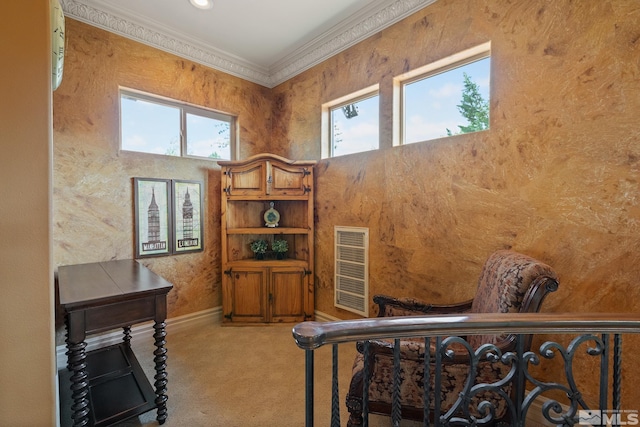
345 250 560 426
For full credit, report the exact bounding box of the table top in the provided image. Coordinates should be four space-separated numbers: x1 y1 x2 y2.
58 259 173 310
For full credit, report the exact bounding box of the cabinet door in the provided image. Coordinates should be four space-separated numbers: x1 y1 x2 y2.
223 268 267 323
268 162 312 197
269 267 307 323
223 162 267 197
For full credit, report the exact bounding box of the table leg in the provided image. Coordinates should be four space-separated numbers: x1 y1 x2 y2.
66 311 90 427
68 339 90 427
123 325 132 346
65 328 71 370
153 321 168 424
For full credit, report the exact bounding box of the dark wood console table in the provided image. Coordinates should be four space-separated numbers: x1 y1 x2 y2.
58 260 173 427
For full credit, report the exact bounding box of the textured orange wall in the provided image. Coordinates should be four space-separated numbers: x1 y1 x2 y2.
53 19 272 326
272 0 640 407
53 0 640 408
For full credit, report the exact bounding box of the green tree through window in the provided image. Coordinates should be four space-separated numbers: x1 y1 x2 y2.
447 72 489 136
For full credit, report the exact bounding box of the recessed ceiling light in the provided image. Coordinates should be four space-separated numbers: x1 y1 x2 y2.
189 0 213 10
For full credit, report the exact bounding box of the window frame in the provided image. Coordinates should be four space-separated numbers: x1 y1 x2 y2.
321 84 380 159
119 87 238 161
393 42 491 146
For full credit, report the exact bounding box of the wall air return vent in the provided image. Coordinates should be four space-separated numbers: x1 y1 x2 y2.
334 226 369 317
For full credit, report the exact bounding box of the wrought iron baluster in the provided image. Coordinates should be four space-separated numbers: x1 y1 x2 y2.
434 336 442 424
305 349 314 427
331 344 340 427
613 334 622 412
423 336 431 427
516 334 525 426
392 338 402 427
363 340 370 427
599 333 609 415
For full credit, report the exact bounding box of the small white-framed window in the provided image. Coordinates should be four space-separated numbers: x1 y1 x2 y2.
321 85 379 158
120 88 237 160
394 42 491 146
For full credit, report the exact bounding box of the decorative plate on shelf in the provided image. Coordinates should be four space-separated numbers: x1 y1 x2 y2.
264 202 280 228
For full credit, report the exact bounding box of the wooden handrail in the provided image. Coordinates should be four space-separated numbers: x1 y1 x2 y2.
292 312 640 349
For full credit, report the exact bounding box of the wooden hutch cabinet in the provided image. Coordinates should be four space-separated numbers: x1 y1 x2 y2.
219 153 316 324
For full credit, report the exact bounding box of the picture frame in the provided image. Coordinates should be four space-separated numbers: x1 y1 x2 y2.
172 179 204 254
134 178 172 258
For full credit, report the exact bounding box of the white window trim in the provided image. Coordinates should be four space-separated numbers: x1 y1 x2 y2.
392 41 491 147
119 87 238 160
321 84 379 159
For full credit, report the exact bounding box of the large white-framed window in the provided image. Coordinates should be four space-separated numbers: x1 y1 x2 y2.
394 42 491 146
321 85 379 158
120 88 237 160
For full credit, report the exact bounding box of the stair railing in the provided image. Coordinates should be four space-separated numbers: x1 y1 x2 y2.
293 312 640 427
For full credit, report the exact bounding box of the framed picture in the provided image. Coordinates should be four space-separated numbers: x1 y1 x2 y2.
172 180 204 254
134 178 172 258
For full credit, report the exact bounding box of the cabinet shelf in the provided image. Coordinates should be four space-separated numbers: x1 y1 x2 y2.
226 227 310 235
225 200 309 229
224 194 309 201
226 259 309 268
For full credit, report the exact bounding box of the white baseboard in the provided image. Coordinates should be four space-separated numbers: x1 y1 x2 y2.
56 306 221 370
57 306 332 369
165 306 222 333
314 310 343 322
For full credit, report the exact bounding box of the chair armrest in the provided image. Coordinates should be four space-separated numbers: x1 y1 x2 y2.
373 294 474 318
357 338 425 361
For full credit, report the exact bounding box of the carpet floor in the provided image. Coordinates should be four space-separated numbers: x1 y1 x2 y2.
59 321 418 427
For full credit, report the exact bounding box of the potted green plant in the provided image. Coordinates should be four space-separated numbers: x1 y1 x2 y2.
272 239 288 259
250 239 268 260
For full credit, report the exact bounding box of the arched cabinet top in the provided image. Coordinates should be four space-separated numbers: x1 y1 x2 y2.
218 152 317 168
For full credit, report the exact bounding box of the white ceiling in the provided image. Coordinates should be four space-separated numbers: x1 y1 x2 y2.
61 0 435 87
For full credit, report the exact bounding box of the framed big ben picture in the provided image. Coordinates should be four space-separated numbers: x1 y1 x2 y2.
134 178 172 258
172 180 203 254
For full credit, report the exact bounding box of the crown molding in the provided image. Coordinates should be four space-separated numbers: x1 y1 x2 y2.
61 0 435 88
60 0 271 85
269 0 436 87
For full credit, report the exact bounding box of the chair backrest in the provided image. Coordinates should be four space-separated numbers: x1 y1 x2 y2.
470 250 558 314
468 250 559 348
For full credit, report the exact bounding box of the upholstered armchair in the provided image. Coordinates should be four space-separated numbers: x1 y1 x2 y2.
345 250 559 426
